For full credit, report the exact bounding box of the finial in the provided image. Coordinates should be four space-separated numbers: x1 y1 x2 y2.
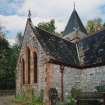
28 10 31 19
73 1 75 10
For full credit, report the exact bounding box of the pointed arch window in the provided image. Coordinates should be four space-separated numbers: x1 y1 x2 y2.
33 52 37 83
27 47 31 84
22 58 25 84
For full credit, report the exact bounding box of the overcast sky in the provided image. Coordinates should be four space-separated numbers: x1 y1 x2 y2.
0 0 105 45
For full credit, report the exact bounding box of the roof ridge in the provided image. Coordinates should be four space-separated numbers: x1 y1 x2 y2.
77 28 105 43
35 26 75 45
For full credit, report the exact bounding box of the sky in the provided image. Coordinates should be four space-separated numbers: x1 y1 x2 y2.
0 0 105 45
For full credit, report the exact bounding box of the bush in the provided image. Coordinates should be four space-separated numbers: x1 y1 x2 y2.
95 85 105 92
71 87 81 98
66 96 76 105
15 94 26 104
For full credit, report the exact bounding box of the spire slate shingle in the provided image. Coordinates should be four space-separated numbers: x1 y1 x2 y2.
64 9 87 36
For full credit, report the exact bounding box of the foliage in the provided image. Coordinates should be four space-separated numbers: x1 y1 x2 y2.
58 87 81 105
86 20 95 33
15 89 44 105
0 29 22 89
38 19 56 33
0 36 10 80
38 19 64 38
0 36 16 89
86 18 104 33
16 32 23 47
15 94 26 104
39 89 44 102
0 38 19 76
71 87 81 98
66 96 76 105
55 88 81 105
103 23 105 27
56 96 76 105
95 85 105 92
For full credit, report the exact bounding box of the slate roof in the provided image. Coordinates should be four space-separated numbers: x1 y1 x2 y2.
32 26 105 68
31 26 79 66
25 17 105 68
64 9 87 36
78 29 105 66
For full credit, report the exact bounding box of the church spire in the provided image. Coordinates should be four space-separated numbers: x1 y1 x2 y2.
63 6 87 36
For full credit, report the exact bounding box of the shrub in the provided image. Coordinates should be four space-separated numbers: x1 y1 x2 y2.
71 87 81 98
66 96 76 105
15 94 27 105
95 85 105 92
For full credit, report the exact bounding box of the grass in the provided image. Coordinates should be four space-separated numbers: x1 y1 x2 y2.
12 89 44 105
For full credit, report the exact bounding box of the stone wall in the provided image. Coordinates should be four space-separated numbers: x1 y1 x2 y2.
52 64 82 98
81 66 105 92
52 64 105 98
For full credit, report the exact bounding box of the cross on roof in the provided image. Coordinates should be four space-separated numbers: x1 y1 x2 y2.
73 27 79 32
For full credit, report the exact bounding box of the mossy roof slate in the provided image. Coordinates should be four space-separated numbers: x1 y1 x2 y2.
32 26 79 66
78 29 105 66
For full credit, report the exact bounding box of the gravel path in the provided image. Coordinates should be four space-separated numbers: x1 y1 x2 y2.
0 96 15 105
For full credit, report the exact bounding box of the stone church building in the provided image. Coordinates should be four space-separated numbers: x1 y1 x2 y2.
16 7 105 102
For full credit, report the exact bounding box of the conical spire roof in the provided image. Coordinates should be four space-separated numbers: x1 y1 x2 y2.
64 9 87 36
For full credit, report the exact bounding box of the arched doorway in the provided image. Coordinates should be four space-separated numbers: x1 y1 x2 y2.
33 52 37 83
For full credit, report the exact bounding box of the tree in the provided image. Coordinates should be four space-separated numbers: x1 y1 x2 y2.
94 18 103 31
86 18 103 33
16 32 23 47
38 19 56 33
0 36 10 80
0 27 21 89
14 32 23 59
10 32 23 81
86 20 95 33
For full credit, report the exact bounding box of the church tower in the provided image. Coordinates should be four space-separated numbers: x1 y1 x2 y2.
63 6 88 43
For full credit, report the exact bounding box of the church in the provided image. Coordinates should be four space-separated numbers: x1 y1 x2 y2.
16 7 105 103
